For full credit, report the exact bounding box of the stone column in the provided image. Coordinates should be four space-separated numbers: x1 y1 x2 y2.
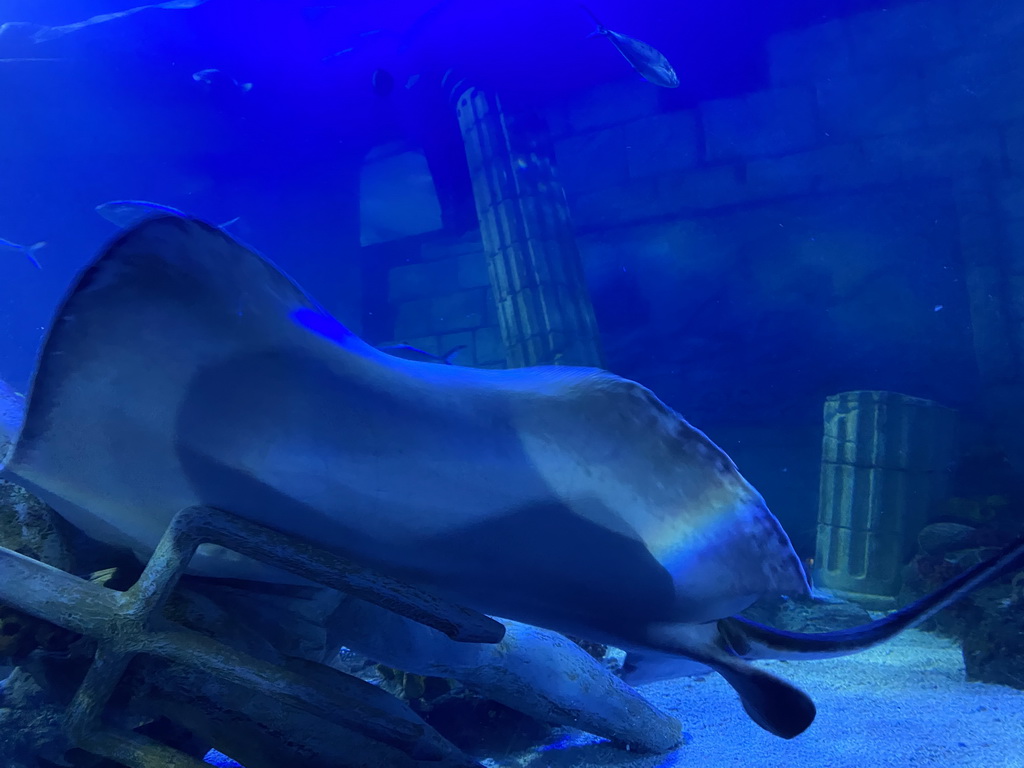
815 391 957 608
454 87 605 368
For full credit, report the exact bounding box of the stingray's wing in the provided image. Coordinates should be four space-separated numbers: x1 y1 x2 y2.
0 215 827 740
502 369 812 623
0 216 342 576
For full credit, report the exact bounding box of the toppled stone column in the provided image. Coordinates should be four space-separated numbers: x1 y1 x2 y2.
815 391 958 607
454 87 604 368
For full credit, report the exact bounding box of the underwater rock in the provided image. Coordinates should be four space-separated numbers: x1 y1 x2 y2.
962 582 1024 691
0 658 91 767
568 636 610 662
899 546 993 637
938 494 1013 527
900 511 1023 644
0 481 75 574
0 376 23 457
371 666 553 758
334 646 383 683
0 604 79 664
774 596 873 633
418 695 551 758
917 521 978 555
741 594 872 633
945 546 1003 570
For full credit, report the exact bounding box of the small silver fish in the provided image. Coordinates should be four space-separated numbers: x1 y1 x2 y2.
0 57 64 63
192 68 253 92
582 6 679 88
10 0 209 45
0 237 44 269
377 344 466 365
322 47 354 62
96 200 239 231
0 22 46 41
322 28 384 63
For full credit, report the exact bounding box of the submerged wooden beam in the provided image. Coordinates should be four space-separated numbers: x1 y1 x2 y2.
0 504 489 768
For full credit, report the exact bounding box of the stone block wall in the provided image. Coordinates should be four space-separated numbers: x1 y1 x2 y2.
359 0 1024 551
365 0 1024 477
550 0 1021 233
371 231 506 368
549 0 1020 405
552 0 1022 545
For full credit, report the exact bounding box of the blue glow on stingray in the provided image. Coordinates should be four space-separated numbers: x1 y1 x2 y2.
536 732 609 751
289 307 357 346
203 749 242 767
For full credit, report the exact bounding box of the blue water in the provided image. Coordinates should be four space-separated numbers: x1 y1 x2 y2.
1 0 1022 766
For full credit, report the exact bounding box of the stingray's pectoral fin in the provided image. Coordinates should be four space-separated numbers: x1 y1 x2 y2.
643 622 816 739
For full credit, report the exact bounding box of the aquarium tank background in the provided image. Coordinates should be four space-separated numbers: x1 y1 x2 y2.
0 0 1022 767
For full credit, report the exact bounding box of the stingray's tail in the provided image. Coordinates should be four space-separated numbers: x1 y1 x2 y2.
640 533 1024 742
641 621 816 740
721 532 1024 661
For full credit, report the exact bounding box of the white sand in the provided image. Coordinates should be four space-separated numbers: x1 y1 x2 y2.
491 630 1024 768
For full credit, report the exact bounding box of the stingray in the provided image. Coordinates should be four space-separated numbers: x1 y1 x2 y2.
2 216 1021 742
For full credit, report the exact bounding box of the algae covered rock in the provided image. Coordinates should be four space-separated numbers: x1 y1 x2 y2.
962 591 1024 690
0 376 24 458
916 521 978 556
0 481 75 574
741 592 872 633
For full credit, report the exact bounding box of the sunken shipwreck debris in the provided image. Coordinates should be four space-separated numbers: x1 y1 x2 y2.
0 499 500 768
0 489 684 767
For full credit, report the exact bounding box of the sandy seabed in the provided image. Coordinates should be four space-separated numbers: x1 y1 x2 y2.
491 629 1024 768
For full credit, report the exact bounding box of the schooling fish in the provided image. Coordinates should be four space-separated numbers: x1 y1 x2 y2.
4 216 1021 742
378 343 466 365
96 201 239 231
0 237 44 269
581 5 679 88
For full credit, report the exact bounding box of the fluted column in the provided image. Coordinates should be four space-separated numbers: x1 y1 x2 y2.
454 87 604 368
816 390 957 607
